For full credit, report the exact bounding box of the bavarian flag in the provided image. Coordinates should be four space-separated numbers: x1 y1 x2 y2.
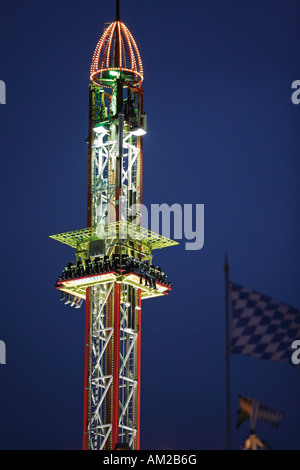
236 395 284 429
229 282 300 366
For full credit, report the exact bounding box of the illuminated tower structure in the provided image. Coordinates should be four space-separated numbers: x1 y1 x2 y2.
50 2 177 450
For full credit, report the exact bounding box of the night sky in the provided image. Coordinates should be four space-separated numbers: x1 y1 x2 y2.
0 0 300 450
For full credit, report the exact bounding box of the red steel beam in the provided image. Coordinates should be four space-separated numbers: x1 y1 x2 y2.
82 288 90 450
112 283 121 449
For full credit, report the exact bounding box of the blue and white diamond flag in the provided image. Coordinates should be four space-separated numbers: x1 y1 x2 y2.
229 282 300 366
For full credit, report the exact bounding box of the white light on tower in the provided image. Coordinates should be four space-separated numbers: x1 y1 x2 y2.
130 126 147 136
93 124 108 134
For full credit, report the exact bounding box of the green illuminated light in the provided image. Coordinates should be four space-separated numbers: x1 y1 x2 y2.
49 222 179 251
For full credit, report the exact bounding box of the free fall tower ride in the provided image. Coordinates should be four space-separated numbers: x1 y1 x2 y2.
50 1 178 450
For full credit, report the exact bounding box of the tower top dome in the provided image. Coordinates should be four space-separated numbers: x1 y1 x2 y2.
90 20 143 88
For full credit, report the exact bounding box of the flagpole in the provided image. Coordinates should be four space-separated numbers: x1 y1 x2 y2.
224 253 231 450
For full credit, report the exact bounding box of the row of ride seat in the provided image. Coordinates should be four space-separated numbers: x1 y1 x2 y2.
57 254 172 290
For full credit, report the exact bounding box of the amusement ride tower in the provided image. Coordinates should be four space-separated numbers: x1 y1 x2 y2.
50 1 177 450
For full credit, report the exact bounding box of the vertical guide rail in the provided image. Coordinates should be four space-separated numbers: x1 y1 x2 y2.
136 290 142 449
83 84 95 450
82 288 90 450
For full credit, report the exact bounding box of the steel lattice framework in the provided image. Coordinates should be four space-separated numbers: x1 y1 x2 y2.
50 4 177 450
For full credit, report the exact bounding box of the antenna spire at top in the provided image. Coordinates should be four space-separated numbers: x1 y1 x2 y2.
116 0 120 21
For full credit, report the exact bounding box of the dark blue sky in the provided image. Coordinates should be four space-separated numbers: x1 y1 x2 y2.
0 0 300 450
